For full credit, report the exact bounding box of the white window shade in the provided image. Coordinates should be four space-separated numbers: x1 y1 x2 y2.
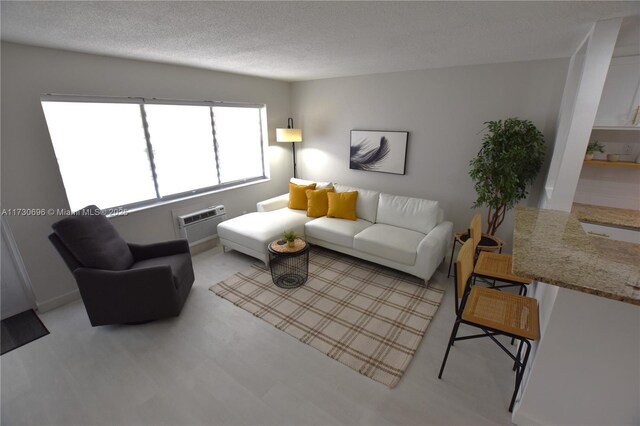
144 104 219 196
214 107 264 183
41 95 268 211
41 101 157 211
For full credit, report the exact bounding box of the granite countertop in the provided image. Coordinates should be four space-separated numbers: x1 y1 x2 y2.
513 207 640 306
572 202 640 231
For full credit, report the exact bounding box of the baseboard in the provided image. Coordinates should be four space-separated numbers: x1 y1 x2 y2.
512 408 543 426
190 238 220 255
36 288 80 313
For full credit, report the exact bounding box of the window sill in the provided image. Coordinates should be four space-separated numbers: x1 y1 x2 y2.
106 177 271 218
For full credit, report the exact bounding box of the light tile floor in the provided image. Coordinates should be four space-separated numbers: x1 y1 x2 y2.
2 246 516 425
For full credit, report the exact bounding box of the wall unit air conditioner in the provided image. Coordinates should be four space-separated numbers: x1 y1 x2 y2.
177 205 226 246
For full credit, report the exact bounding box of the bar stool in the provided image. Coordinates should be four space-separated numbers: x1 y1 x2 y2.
438 239 540 412
447 230 503 278
469 213 531 296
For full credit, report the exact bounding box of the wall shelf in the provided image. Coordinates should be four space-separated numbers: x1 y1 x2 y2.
592 126 639 131
583 160 640 169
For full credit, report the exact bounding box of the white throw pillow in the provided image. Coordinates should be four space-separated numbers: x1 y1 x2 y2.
333 184 379 223
376 193 439 234
290 177 333 189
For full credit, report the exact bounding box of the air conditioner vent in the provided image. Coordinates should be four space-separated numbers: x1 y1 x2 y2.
177 205 225 246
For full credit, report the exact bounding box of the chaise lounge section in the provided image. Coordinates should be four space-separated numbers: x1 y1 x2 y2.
217 179 453 282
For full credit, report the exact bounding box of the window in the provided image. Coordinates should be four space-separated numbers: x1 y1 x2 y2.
41 95 268 211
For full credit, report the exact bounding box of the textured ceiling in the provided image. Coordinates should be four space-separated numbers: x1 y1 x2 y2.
1 1 639 82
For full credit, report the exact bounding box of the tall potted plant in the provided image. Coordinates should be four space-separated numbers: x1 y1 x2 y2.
469 118 546 235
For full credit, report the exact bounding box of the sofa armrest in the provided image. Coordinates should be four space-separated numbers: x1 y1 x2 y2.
74 266 180 325
416 220 454 280
419 220 453 258
257 193 289 212
128 239 190 261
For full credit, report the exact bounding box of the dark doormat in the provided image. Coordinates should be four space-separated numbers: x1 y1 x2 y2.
1 309 49 355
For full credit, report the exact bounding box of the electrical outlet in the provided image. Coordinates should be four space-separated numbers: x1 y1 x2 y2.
623 144 632 155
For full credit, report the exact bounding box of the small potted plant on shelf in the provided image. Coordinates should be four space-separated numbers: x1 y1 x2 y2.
282 230 298 248
585 140 605 160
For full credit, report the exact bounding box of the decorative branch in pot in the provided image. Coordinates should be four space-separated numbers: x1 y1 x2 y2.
469 118 546 235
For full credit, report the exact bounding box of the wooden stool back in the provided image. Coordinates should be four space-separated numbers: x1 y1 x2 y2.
470 213 482 252
456 239 474 299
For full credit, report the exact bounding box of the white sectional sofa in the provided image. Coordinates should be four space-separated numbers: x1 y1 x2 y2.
217 179 453 282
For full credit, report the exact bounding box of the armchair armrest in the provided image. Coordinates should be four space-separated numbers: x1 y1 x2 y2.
74 266 180 326
257 193 289 212
128 239 190 261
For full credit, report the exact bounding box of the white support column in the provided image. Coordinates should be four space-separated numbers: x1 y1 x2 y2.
541 18 622 212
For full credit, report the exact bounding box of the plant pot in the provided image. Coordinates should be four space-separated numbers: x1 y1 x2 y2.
607 154 619 162
584 153 594 161
287 240 295 248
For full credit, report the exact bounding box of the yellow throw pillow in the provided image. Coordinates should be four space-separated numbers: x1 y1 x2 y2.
288 182 316 210
327 191 358 221
306 188 335 218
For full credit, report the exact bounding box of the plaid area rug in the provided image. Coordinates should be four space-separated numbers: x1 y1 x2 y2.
210 247 444 388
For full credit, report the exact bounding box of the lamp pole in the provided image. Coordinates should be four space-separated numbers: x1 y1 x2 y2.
286 117 297 178
292 141 297 178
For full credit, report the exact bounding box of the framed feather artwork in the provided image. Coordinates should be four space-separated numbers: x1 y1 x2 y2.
350 130 408 175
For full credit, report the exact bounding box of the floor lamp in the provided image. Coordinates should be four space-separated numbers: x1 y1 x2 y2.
276 118 303 178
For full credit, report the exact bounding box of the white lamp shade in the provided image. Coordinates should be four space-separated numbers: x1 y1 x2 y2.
276 128 302 143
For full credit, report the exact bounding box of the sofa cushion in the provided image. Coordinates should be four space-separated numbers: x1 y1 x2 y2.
305 217 372 248
354 224 425 265
334 184 380 223
288 182 316 210
290 177 333 190
376 193 439 234
217 209 312 252
306 188 334 218
327 191 358 221
51 205 134 271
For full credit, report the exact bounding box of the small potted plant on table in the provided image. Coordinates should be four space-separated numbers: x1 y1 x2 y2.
282 230 298 248
585 141 605 160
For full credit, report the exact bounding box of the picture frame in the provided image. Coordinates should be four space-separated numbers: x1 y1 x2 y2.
350 130 408 175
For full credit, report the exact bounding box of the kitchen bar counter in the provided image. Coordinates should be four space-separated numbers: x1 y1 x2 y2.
572 202 640 230
513 206 640 306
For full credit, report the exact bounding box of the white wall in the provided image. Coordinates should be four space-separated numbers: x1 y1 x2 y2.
292 59 568 248
515 288 640 426
0 42 292 311
1 218 36 319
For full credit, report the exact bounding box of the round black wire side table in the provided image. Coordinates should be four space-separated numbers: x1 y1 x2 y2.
267 239 311 289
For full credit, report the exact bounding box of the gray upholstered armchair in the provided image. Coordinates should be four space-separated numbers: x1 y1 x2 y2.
49 205 194 326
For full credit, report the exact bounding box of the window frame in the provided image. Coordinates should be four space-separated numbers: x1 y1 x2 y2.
41 94 269 212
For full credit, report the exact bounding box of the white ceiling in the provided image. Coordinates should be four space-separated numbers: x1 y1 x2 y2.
1 1 639 82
